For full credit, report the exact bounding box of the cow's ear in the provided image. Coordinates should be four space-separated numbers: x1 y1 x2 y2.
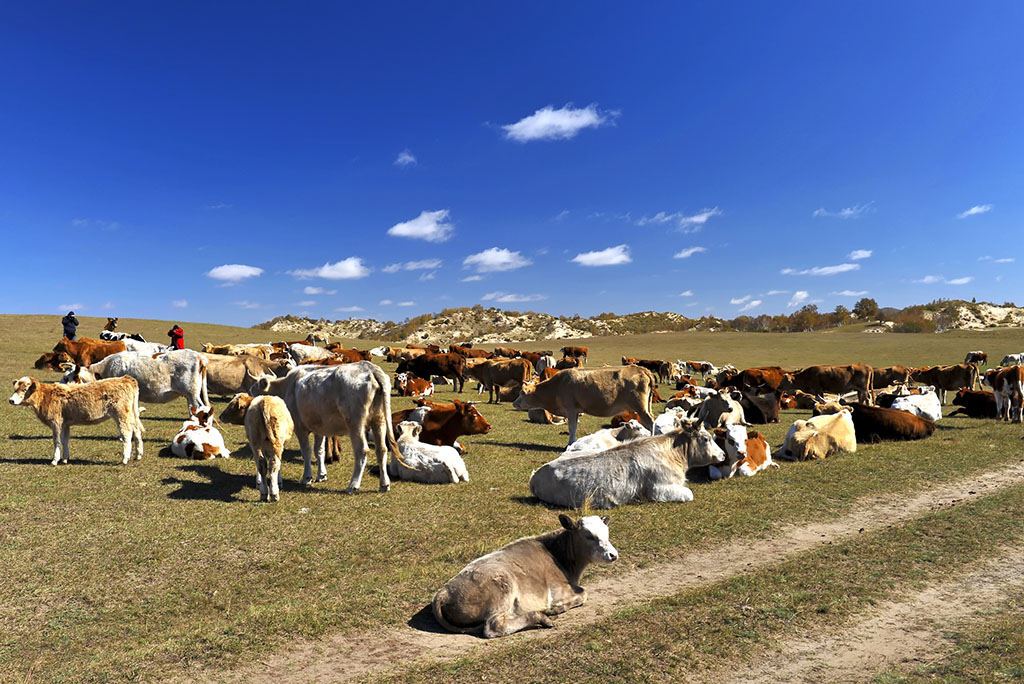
600 515 609 525
558 513 577 530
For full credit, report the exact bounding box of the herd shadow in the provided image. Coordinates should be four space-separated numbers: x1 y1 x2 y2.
479 440 563 453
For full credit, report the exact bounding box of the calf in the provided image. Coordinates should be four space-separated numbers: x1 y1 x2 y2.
170 405 230 460
394 372 434 397
949 389 998 419
9 376 143 465
62 350 208 411
432 515 617 638
391 421 469 484
561 420 651 456
983 366 1024 423
780 409 857 461
220 394 295 502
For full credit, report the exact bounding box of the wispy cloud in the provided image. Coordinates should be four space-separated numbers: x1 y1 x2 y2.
172 299 188 308
812 203 873 219
418 271 436 281
383 258 442 274
297 300 316 307
571 244 631 266
288 257 371 280
461 275 484 282
788 291 811 307
502 103 617 142
848 249 872 260
730 295 751 305
678 290 694 297
946 277 974 285
638 208 721 233
394 149 416 167
674 246 707 259
71 218 120 231
397 301 416 307
764 290 789 296
379 299 393 306
58 303 83 312
304 286 336 295
336 305 364 313
831 290 869 297
234 301 261 309
206 264 264 283
387 209 454 242
957 204 992 219
205 203 232 210
481 292 547 303
978 255 1014 263
739 299 762 312
554 210 570 222
781 263 860 276
914 275 974 285
463 247 532 273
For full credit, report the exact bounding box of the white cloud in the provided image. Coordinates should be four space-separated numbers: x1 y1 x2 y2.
205 202 232 210
764 290 789 296
384 259 442 273
636 211 679 226
394 149 416 166
674 246 707 259
481 292 547 303
502 103 617 142
730 295 752 305
304 286 336 295
831 290 869 297
739 299 762 312
461 275 484 282
571 244 631 267
554 210 570 222
848 249 872 260
946 276 974 285
678 207 722 230
172 299 188 308
288 257 371 280
387 209 454 242
418 271 436 281
781 263 860 276
101 301 115 310
206 264 264 282
957 204 992 219
379 299 393 305
678 290 694 297
382 263 401 274
812 203 872 219
58 303 83 311
297 300 316 307
915 275 944 284
397 301 416 307
463 247 532 272
788 291 811 307
336 305 364 313
234 301 261 309
979 255 1015 263
914 274 973 285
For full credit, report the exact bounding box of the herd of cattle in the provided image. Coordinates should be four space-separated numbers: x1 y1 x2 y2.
8 325 1024 637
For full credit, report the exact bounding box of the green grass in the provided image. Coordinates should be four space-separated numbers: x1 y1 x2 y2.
1 314 1023 682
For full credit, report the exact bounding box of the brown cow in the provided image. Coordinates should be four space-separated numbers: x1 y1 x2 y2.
466 358 533 404
103 317 118 332
492 346 518 359
982 366 1024 422
391 399 491 450
722 367 787 394
540 367 560 381
396 353 467 393
781 364 874 405
911 364 979 402
739 391 780 424
394 372 434 398
872 365 914 388
555 357 584 370
847 403 935 442
964 351 987 366
560 345 589 363
450 344 492 359
519 351 542 366
949 388 997 419
52 337 127 367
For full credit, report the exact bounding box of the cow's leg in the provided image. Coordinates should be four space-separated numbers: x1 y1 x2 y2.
312 435 328 482
566 412 580 445
268 451 283 500
648 482 695 503
482 609 555 639
546 584 587 615
115 415 133 465
50 426 63 465
59 425 72 465
255 452 270 501
296 430 315 485
344 426 371 494
370 420 391 492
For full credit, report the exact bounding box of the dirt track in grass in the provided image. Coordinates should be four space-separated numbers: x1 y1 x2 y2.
197 460 1024 684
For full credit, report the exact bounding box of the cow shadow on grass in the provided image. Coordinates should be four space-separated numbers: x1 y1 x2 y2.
162 463 252 502
407 604 451 635
479 440 564 453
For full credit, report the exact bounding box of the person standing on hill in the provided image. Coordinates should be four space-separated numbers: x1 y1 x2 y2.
61 311 79 340
167 324 184 350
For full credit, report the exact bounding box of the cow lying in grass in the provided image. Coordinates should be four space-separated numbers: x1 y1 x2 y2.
779 409 857 461
390 421 468 484
170 405 230 460
529 421 725 509
432 514 617 638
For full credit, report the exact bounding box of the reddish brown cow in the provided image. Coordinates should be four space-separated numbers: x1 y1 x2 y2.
391 399 491 450
610 410 642 427
396 353 467 393
949 388 997 418
34 351 73 370
781 364 874 405
540 367 560 380
779 393 798 409
450 344 493 359
872 365 914 388
52 337 127 367
492 346 518 359
722 367 786 394
911 364 979 402
395 373 434 397
847 403 935 442
560 345 589 363
739 391 780 424
555 357 583 370
519 351 542 366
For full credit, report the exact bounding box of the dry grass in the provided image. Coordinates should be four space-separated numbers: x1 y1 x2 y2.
1 314 1022 682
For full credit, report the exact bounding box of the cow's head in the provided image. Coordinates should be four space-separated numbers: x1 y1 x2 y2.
683 422 727 467
9 377 37 405
560 514 618 564
188 405 215 427
218 393 253 425
105 317 118 330
512 381 538 410
396 420 423 441
452 399 491 434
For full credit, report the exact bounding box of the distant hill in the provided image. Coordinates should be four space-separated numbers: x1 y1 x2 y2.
254 299 1024 344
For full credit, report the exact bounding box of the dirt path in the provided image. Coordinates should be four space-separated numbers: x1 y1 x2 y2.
718 549 1024 684
199 461 1024 684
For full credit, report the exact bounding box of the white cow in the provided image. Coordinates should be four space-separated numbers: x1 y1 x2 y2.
1000 353 1024 367
170 405 230 459
529 424 726 509
390 421 469 484
60 349 208 410
891 392 942 422
287 344 336 364
561 420 651 456
123 338 170 355
249 361 401 492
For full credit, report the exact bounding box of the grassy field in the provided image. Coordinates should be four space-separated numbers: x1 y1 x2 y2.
1 314 1022 682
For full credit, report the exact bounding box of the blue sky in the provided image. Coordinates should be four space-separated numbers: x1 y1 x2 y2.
1 2 1021 327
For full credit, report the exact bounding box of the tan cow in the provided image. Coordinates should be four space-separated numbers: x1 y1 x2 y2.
512 366 656 445
432 515 618 638
466 358 533 403
220 394 295 502
779 409 857 461
52 337 127 366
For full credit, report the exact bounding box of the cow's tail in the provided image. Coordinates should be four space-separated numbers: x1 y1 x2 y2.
372 367 417 472
431 588 481 635
198 354 210 407
865 365 875 404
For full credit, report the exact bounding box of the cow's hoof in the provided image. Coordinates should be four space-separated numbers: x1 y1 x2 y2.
301 478 313 486
379 484 390 492
342 487 356 495
315 474 328 483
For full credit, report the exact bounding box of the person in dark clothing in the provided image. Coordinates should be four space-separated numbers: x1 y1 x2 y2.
61 312 79 340
167 325 184 350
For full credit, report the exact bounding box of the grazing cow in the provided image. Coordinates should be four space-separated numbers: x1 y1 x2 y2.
492 346 518 359
396 353 467 393
9 375 143 465
910 364 979 402
170 405 230 460
554 357 583 370
891 391 942 422
390 421 469 484
982 366 1024 423
964 351 987 366
201 354 293 399
527 408 566 424
305 332 329 346
249 362 401 491
739 391 780 424
560 345 589 363
528 423 726 508
219 393 295 502
846 403 935 442
781 364 874 405
53 337 127 367
779 409 857 461
694 389 747 429
432 515 617 638
1000 353 1024 367
391 399 491 451
872 365 914 388
621 357 667 380
512 366 656 445
394 372 434 397
450 344 493 359
949 388 998 419
62 350 208 410
561 420 651 456
465 358 533 403
721 366 787 394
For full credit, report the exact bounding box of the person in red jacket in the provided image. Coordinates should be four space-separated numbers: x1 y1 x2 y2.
167 325 184 350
